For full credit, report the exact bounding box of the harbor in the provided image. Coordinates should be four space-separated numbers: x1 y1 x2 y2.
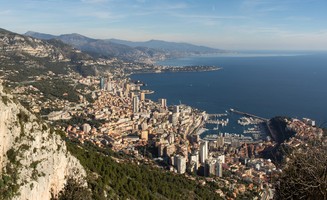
202 109 270 144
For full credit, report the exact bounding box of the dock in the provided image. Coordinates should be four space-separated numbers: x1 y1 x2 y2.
230 108 269 122
207 113 228 118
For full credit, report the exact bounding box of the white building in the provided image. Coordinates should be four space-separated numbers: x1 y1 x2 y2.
158 98 167 109
217 154 225 164
82 123 91 134
189 151 199 170
133 96 140 113
216 159 223 177
175 155 186 174
199 141 208 164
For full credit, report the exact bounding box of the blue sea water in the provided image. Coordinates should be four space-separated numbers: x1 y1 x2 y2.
131 51 327 128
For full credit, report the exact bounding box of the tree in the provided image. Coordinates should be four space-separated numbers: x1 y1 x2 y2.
274 146 327 200
51 177 92 200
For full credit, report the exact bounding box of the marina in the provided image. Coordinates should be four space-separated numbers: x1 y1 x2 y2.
230 108 269 122
202 109 270 144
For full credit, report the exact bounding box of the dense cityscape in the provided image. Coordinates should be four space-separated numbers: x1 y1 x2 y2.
5 62 325 199
1 0 327 197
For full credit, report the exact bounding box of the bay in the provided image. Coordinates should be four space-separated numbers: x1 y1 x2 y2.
131 52 327 127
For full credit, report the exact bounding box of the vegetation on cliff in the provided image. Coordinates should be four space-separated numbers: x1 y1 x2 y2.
65 139 223 200
274 145 327 200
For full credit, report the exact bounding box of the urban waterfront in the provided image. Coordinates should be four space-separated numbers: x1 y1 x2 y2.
132 52 327 133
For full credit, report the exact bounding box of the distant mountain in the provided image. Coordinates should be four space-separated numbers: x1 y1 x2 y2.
0 28 100 79
25 31 57 40
25 31 228 63
108 39 225 53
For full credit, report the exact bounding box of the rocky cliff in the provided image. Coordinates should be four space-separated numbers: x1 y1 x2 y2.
0 82 86 200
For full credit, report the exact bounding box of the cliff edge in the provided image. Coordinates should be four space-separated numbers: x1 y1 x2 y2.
0 82 86 200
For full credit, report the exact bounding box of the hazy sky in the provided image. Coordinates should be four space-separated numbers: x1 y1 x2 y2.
0 0 327 50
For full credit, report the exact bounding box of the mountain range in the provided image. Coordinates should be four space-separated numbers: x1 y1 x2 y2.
25 31 227 63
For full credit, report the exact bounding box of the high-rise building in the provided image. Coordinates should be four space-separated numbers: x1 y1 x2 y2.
199 141 208 164
167 133 175 144
217 136 224 147
171 113 179 126
158 144 165 157
125 83 130 97
217 154 225 164
100 77 105 90
140 92 145 101
189 151 199 170
106 79 112 91
141 131 148 141
173 105 180 113
133 96 139 113
158 98 167 109
175 155 186 174
206 159 217 176
216 159 223 177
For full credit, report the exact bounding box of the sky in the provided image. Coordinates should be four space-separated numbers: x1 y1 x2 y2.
0 0 327 50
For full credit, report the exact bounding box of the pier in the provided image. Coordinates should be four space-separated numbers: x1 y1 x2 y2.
207 113 228 118
230 108 269 122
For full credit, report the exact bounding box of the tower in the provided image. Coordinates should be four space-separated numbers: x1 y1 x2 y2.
133 96 139 113
216 159 223 177
100 77 105 90
175 155 186 174
158 98 167 109
199 141 208 164
140 92 145 101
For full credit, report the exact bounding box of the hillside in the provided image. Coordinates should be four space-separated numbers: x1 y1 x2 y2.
109 39 225 53
1 28 230 200
0 83 86 200
25 31 227 63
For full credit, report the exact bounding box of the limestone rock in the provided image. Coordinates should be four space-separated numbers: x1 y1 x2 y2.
0 83 86 200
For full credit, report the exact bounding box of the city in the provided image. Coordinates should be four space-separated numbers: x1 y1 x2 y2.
5 64 325 199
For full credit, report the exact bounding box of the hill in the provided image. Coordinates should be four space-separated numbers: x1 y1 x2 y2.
0 28 104 81
109 38 225 53
0 83 86 200
25 31 228 63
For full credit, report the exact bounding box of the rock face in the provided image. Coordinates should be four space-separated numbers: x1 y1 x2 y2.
0 82 86 200
0 29 67 61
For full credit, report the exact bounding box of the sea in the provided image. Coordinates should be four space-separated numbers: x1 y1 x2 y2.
131 51 327 134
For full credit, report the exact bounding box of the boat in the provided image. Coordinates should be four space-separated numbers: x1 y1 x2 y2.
213 124 219 130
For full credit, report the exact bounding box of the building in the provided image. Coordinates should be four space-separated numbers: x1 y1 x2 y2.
133 96 140 113
167 133 175 144
189 151 199 170
170 113 179 126
82 123 91 134
158 98 167 109
217 136 224 147
175 155 186 174
165 144 176 157
100 77 105 90
199 141 208 164
205 159 217 176
158 144 166 157
107 81 112 91
140 92 145 101
216 159 223 177
217 154 225 164
141 130 148 141
173 105 180 113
